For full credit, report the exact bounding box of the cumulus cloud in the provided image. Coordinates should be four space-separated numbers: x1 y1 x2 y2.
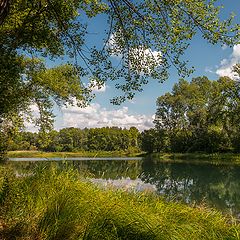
216 44 240 79
88 80 108 93
61 103 154 131
107 33 123 59
91 84 107 92
107 32 162 72
24 102 154 133
130 47 162 73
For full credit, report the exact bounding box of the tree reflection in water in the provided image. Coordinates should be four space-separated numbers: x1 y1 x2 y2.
141 156 240 217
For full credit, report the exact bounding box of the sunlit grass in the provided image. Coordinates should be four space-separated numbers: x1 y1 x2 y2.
7 150 143 158
147 153 240 165
0 165 239 239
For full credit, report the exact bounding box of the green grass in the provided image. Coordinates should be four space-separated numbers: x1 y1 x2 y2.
7 150 143 158
7 151 240 166
0 165 239 239
145 153 240 165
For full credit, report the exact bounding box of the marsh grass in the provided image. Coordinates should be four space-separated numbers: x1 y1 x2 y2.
147 153 240 165
0 165 239 239
7 150 143 159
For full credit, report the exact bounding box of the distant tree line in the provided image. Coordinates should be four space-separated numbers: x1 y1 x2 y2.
142 75 240 153
7 74 240 154
8 127 141 153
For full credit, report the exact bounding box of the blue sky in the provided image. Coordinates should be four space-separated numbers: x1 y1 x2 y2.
27 1 240 132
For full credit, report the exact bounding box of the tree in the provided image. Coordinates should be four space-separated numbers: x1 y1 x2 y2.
2 0 239 105
141 129 157 153
154 76 240 153
0 58 86 155
1 0 239 157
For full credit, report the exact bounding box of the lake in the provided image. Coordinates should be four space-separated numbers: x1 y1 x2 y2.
6 156 240 218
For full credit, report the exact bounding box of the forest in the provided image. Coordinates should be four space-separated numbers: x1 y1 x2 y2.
7 126 141 153
7 74 240 155
143 75 240 153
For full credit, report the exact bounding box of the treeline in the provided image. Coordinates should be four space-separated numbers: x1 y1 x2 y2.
8 76 240 154
141 76 240 153
8 127 141 153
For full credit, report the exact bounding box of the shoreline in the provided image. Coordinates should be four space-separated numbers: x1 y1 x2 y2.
6 151 240 165
7 150 143 158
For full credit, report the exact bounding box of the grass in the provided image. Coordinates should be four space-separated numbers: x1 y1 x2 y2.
7 150 143 159
144 153 240 165
8 151 240 166
0 165 239 239
7 151 240 166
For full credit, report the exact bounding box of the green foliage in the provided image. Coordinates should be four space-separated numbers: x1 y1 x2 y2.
1 0 240 157
1 0 240 107
8 126 141 153
0 58 87 158
153 75 240 153
0 166 239 239
141 129 170 153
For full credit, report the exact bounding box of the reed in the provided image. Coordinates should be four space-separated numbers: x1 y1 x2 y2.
7 150 143 158
0 165 239 240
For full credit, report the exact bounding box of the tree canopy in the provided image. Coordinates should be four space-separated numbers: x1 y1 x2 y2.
7 126 141 153
152 72 240 153
0 0 240 155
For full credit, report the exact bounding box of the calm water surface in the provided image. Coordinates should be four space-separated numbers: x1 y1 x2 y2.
6 156 240 217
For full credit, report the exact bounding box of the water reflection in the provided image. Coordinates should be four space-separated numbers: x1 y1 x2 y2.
5 156 240 217
141 156 240 217
91 178 157 193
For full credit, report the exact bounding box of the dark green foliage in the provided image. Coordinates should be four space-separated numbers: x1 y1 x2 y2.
152 75 240 154
140 129 158 153
8 126 141 153
0 176 9 205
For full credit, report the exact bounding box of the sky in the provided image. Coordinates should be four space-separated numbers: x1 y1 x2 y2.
26 0 240 132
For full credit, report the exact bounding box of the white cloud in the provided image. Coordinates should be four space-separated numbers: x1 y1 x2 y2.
107 32 162 73
216 44 240 79
86 80 108 93
129 47 162 74
221 44 228 50
91 84 107 92
61 103 154 131
24 102 154 133
24 104 39 132
232 44 240 58
204 66 214 74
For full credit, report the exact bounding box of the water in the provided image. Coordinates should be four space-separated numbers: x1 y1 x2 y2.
6 156 240 217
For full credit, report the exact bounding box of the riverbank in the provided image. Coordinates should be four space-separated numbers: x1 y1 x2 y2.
6 151 240 166
7 150 143 158
0 166 239 239
146 153 240 165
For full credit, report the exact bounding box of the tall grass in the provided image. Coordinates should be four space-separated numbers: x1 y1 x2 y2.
0 165 239 240
7 150 143 158
148 153 240 165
